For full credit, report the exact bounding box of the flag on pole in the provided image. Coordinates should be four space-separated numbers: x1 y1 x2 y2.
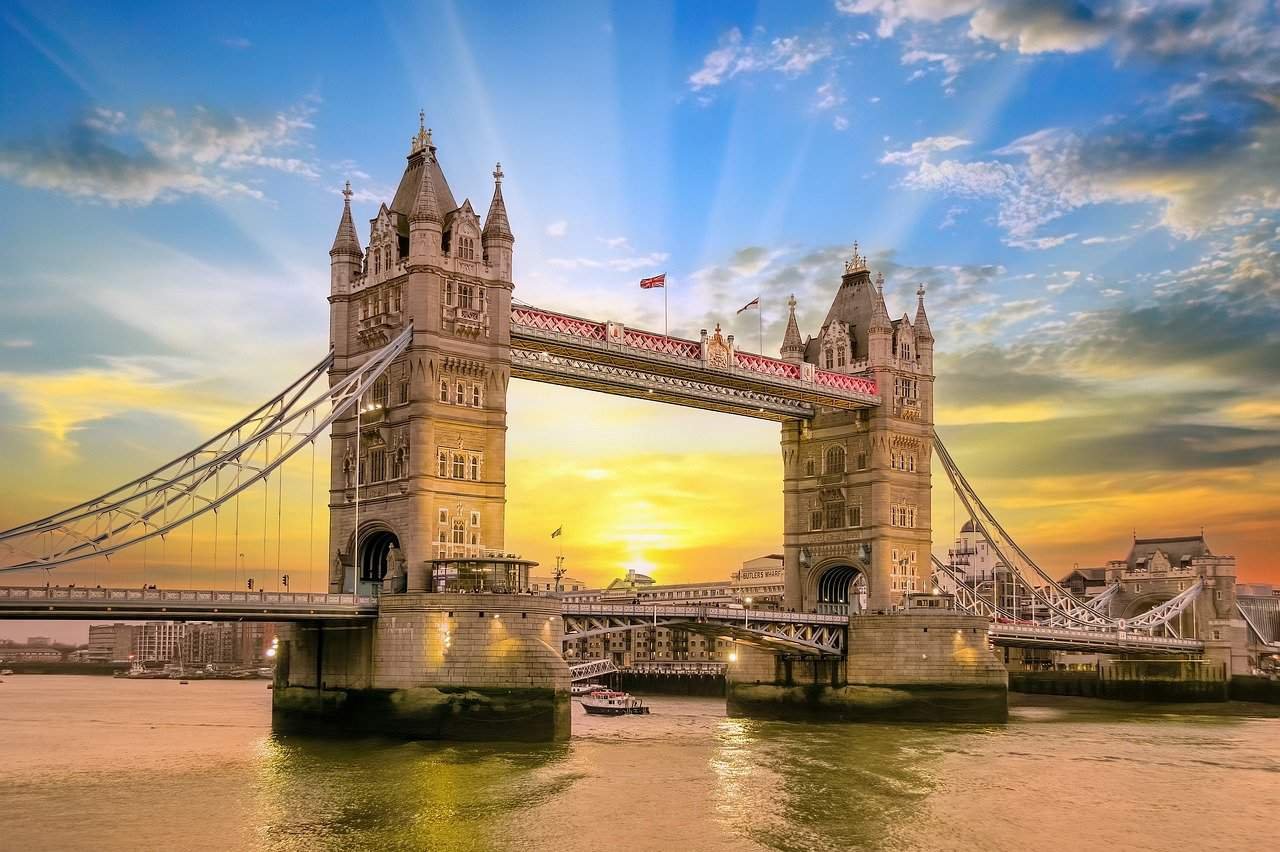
550 526 563 539
737 297 760 314
639 273 666 289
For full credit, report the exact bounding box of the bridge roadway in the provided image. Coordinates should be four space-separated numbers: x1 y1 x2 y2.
0 586 1206 655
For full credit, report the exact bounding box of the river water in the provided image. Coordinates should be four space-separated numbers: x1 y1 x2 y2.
1 676 1276 851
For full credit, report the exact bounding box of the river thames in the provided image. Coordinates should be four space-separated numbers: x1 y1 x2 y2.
1 676 1276 851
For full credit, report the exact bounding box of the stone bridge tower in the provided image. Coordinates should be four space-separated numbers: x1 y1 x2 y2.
781 248 934 613
327 117 514 594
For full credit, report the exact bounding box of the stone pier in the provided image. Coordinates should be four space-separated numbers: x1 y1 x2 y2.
727 606 1007 722
274 593 570 741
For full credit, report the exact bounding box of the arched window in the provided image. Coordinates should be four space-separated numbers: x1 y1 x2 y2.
804 457 816 477
468 454 480 481
452 520 465 545
452 453 465 479
454 381 465 404
824 347 834 369
837 348 846 367
439 379 449 403
824 445 846 474
471 384 482 407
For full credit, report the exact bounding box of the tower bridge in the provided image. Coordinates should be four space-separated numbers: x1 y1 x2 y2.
0 118 1272 739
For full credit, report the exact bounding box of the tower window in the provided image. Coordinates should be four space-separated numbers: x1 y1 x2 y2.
452 453 465 479
824 348 834 369
471 384 482 407
805 457 816 477
470 511 480 527
857 453 867 470
825 502 845 530
367 449 386 483
443 280 455 307
468 454 480 481
398 376 410 405
439 379 449 403
810 510 823 531
437 449 448 478
438 509 448 525
452 520 465 545
849 506 862 527
454 381 465 404
824 446 846 474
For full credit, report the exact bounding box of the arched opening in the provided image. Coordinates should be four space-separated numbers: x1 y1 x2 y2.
816 563 868 616
358 529 400 584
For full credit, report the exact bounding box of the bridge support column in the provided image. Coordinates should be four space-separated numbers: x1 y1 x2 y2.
727 611 1007 722
274 594 570 741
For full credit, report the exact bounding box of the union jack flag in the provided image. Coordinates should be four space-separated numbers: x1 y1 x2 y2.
639 273 666 289
737 297 760 314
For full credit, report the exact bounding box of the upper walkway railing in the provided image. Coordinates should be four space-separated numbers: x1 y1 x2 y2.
510 305 879 416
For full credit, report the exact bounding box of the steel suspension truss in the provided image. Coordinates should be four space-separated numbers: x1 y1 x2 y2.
0 327 413 573
561 604 846 656
567 658 620 681
931 431 1203 638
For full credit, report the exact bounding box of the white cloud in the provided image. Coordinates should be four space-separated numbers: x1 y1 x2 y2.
0 102 320 205
548 252 669 273
815 82 845 110
1006 232 1077 251
1081 234 1131 245
599 236 631 250
2 338 34 348
880 135 972 165
689 27 833 91
833 115 850 131
545 220 568 238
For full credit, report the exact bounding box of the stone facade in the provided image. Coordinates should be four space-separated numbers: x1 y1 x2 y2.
781 250 935 615
327 119 515 595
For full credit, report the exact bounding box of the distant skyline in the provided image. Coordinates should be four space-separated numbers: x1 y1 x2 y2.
1 1 1276 641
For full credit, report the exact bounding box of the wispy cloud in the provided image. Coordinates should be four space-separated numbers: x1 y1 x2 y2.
689 27 835 91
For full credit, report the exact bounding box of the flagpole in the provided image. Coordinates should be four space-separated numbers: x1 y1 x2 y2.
664 282 668 338
759 304 763 354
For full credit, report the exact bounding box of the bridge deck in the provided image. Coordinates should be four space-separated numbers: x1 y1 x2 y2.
0 586 377 621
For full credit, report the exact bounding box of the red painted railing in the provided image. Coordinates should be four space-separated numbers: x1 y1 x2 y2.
734 351 802 380
510 306 607 341
622 327 701 359
814 370 877 396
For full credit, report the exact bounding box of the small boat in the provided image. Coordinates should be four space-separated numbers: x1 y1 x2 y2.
179 680 189 685
0 669 14 676
581 690 649 716
571 682 607 696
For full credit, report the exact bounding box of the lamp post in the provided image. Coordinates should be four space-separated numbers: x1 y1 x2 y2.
744 596 753 628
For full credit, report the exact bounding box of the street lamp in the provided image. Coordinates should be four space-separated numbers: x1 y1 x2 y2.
744 596 753 627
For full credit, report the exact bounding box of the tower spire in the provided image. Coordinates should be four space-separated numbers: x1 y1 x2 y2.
482 161 513 241
330 180 362 256
870 271 892 332
410 152 441 224
780 294 804 362
914 283 934 341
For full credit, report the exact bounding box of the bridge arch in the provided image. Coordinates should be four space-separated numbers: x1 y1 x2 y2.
345 522 402 593
806 559 869 617
1119 590 1197 637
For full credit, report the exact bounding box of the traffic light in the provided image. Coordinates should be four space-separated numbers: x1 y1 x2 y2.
282 574 290 590
247 578 255 591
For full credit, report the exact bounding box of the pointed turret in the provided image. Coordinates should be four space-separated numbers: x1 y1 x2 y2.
410 150 442 225
481 162 514 283
409 124 443 262
482 162 513 240
330 181 363 257
913 284 934 342
780 294 805 363
869 272 892 332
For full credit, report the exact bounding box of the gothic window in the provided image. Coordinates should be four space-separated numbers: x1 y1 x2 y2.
391 286 402 313
452 520 465 545
856 453 867 470
443 279 455 306
368 449 386 483
458 283 473 310
390 450 403 480
907 454 916 472
900 343 911 360
470 511 480 527
454 381 465 404
372 376 389 409
468 454 480 481
471 384 482 407
470 533 478 545
837 348 846 367
891 504 917 528
376 289 385 315
810 510 823 531
825 502 845 530
452 453 465 479
437 449 448 478
804 457 816 477
824 446 846 474
439 379 449 403
398 376 410 405
849 505 862 527
824 348 834 369
374 252 381 275
438 508 448 525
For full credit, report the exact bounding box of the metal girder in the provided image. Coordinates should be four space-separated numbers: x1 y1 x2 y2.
560 604 847 656
567 658 619 681
511 347 811 420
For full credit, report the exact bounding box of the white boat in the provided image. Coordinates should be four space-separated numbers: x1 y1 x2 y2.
571 682 607 696
580 690 649 716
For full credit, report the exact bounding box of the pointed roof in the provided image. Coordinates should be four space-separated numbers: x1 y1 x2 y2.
869 272 893 332
780 294 804 358
410 152 442 224
391 115 458 231
483 162 513 241
330 181 362 257
914 284 934 341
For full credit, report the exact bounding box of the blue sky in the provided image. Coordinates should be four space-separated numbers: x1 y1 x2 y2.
1 0 1278 627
